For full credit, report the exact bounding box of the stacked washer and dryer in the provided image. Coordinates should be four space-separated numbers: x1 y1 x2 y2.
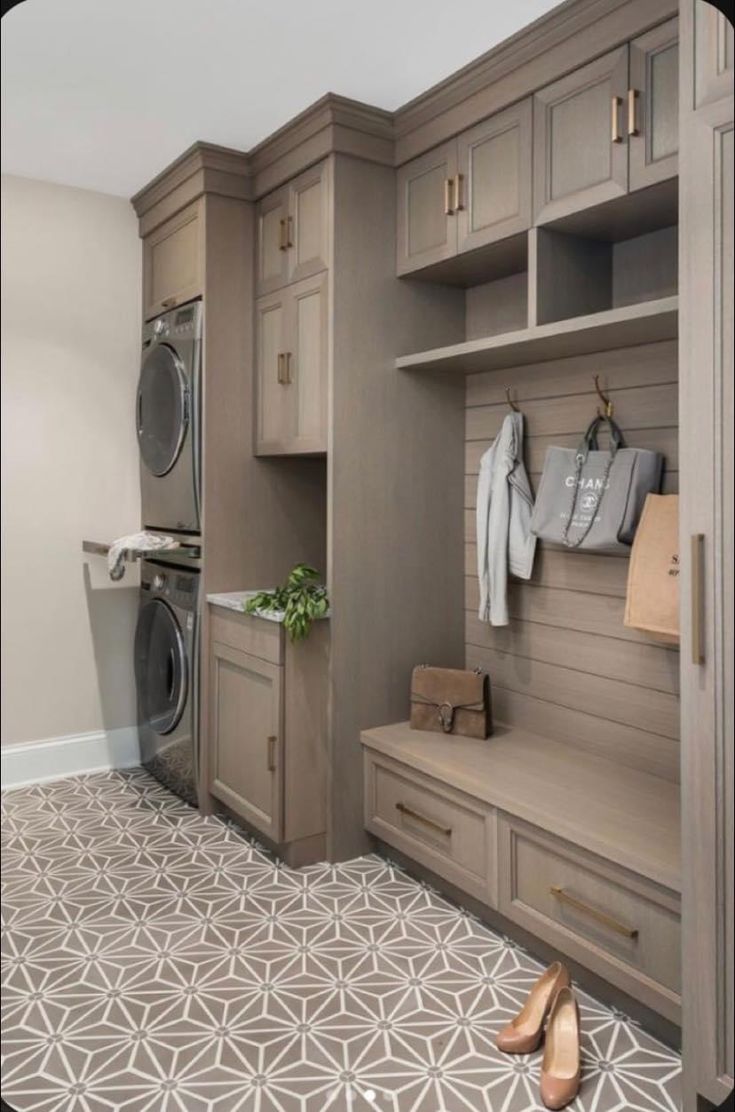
134 299 203 806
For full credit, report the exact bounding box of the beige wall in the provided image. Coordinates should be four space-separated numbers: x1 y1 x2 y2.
1 174 142 746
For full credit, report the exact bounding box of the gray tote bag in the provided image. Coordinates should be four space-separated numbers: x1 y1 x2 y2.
530 415 663 554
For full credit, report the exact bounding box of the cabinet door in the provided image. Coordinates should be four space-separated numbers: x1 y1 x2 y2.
534 46 629 225
288 161 329 285
694 2 734 108
629 19 679 192
256 186 290 297
255 290 292 453
143 201 203 320
289 273 328 453
209 640 283 841
396 140 458 275
456 99 532 254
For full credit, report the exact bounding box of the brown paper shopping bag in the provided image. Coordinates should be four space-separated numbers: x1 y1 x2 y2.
624 494 679 644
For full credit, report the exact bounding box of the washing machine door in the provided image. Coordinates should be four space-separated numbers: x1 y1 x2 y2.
136 344 189 477
135 598 188 735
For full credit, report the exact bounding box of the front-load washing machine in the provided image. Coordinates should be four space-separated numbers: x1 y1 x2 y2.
137 299 202 534
135 558 199 805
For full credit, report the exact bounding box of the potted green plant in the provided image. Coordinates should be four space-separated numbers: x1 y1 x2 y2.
243 564 329 642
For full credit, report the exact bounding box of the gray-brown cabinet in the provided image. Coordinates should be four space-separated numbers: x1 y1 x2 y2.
142 199 203 320
208 603 329 866
396 100 532 276
534 22 679 224
256 160 329 296
255 271 328 455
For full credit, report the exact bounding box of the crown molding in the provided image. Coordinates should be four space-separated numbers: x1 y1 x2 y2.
131 142 252 223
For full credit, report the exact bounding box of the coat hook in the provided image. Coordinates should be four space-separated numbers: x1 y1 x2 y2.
506 387 520 413
594 374 613 418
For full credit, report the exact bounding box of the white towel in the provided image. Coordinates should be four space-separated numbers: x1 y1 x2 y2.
107 532 178 581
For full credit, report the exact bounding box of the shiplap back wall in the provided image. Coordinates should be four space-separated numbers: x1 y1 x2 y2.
464 339 680 783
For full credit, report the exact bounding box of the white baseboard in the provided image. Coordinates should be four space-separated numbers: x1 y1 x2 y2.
1 727 141 790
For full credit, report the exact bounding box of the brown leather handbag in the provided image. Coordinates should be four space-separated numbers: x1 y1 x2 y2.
410 665 492 739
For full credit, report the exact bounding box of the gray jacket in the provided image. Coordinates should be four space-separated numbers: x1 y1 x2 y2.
476 411 536 626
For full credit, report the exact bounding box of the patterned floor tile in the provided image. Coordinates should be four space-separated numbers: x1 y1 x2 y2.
1 770 680 1111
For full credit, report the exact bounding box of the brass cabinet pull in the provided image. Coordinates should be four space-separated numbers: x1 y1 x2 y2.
284 214 293 249
550 885 638 939
396 801 452 837
277 352 286 384
453 173 465 212
267 736 277 772
277 352 292 385
611 96 623 143
627 88 639 136
691 534 705 665
443 178 454 216
278 218 288 251
284 352 292 384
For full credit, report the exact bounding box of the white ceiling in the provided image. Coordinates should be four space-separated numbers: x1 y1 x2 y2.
1 0 560 198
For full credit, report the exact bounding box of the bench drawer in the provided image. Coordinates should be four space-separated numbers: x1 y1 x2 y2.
364 751 496 903
208 607 282 666
498 816 681 1020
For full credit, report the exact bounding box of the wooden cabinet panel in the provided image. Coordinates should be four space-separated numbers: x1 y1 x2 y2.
209 640 283 842
629 19 679 192
498 816 681 1022
396 140 458 275
256 186 289 297
534 47 629 225
255 290 291 451
143 201 202 320
290 273 328 452
695 1 734 107
456 99 532 254
289 161 329 284
255 274 327 455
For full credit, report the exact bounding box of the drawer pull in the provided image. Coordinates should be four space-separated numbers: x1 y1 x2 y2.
267 735 277 772
550 885 638 939
396 801 452 837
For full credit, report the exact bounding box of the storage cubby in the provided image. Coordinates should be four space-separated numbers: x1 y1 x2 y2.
533 224 678 326
465 270 528 340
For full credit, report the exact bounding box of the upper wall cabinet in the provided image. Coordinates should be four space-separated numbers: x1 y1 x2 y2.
255 272 328 456
143 200 203 321
534 25 679 225
396 100 532 276
256 161 330 296
533 47 629 224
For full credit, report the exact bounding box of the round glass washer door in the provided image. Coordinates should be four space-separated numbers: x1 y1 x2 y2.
134 598 188 736
136 344 189 477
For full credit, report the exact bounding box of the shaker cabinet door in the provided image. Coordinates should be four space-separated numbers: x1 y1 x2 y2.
456 99 532 254
396 140 458 275
629 19 679 192
288 161 330 285
143 201 203 321
256 186 290 297
534 46 629 225
209 641 283 842
289 272 328 454
255 290 292 453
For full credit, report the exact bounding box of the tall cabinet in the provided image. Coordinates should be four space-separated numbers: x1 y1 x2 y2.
679 1 734 1108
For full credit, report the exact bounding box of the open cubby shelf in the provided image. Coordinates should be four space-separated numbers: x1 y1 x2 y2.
362 721 681 892
396 294 678 374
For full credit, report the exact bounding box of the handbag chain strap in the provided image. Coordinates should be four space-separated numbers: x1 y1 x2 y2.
562 413 623 550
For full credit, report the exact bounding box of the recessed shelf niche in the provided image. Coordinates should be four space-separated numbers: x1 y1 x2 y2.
532 224 678 327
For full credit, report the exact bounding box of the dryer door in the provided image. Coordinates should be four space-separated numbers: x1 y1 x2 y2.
136 344 189 477
135 598 188 735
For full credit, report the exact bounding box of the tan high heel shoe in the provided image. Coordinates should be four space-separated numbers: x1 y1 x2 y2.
495 961 570 1054
539 986 581 1109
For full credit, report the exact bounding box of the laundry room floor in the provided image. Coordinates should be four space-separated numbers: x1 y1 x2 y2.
1 771 681 1112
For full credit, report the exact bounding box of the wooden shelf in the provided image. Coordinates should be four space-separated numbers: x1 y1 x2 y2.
361 720 680 892
396 296 678 375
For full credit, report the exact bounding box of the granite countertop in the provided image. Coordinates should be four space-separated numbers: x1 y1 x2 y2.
206 590 329 624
